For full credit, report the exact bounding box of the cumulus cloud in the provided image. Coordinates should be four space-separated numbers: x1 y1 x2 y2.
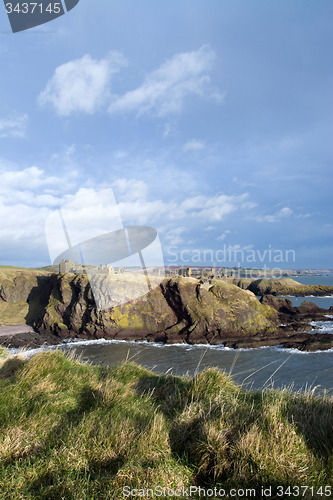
183 139 204 151
0 166 62 195
108 45 225 117
0 113 28 138
0 166 74 263
0 164 256 265
38 52 127 116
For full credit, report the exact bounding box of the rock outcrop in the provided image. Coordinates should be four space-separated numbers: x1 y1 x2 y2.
1 269 332 351
33 274 278 345
234 277 333 297
259 295 333 351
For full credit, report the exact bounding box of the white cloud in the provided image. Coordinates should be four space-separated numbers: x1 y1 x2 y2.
183 139 205 151
64 144 76 160
163 123 171 137
0 164 256 265
241 201 258 210
277 207 293 217
38 52 127 116
0 113 28 138
0 166 62 193
216 234 226 241
0 166 75 262
206 226 216 231
114 150 128 159
254 206 293 223
178 193 248 221
296 213 311 219
117 199 177 226
114 192 250 227
108 45 225 117
164 226 188 246
112 178 149 202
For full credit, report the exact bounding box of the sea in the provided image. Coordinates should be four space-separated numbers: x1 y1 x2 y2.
11 275 333 395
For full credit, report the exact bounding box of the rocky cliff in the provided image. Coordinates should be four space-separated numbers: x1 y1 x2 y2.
1 268 332 351
33 273 279 344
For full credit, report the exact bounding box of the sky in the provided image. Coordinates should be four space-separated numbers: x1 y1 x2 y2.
0 0 332 270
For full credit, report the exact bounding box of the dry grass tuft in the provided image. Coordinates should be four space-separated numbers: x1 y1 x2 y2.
0 351 331 499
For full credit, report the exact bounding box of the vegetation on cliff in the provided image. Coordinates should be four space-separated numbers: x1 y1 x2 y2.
0 349 332 499
237 278 333 297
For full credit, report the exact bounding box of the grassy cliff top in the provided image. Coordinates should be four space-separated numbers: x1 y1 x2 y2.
0 265 53 283
0 349 332 498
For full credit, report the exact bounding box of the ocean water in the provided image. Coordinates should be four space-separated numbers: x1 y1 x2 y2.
57 274 332 393
54 338 332 394
287 275 333 286
12 327 332 395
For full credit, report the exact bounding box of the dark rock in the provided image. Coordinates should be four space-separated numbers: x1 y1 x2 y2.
260 294 294 313
281 333 333 352
296 301 321 314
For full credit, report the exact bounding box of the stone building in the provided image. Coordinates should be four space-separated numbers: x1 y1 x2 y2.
58 259 115 275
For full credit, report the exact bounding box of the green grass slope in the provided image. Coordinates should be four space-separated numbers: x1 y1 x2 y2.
0 350 332 499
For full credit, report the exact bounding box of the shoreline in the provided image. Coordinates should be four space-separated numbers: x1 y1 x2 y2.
1 321 333 353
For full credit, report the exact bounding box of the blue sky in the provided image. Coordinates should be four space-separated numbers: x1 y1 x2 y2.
0 0 332 269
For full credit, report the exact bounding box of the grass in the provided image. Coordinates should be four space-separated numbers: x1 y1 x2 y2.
0 350 332 499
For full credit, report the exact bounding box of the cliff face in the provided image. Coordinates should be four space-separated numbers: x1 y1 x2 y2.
0 268 53 326
2 269 333 351
29 274 278 344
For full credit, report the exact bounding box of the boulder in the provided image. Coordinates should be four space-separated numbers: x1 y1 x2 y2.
260 294 294 313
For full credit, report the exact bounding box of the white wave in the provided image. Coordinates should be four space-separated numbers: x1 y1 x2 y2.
309 320 333 334
281 295 333 298
7 330 333 360
273 345 333 354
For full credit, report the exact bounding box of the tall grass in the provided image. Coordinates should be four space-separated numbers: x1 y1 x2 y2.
0 349 332 499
